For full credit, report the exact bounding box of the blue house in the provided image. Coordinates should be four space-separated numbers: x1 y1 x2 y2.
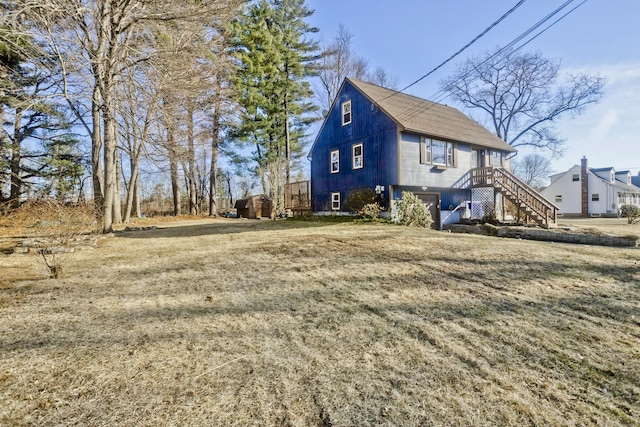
310 78 557 228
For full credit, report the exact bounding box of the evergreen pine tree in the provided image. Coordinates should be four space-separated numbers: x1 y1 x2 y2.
230 0 319 213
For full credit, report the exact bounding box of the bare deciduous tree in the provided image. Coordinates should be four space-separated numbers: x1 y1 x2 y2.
315 24 369 114
10 0 242 230
441 48 606 156
512 153 552 188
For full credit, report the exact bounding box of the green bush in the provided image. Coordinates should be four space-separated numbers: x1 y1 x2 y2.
343 188 377 213
391 191 433 228
620 204 640 224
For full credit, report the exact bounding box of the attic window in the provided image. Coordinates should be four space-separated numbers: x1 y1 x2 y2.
572 174 579 182
342 100 352 126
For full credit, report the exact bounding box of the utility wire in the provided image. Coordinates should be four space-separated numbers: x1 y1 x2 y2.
378 0 528 102
430 0 585 105
395 0 585 124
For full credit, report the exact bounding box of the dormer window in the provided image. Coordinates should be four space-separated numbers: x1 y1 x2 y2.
341 100 352 126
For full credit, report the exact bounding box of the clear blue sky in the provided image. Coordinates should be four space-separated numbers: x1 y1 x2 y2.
305 0 640 178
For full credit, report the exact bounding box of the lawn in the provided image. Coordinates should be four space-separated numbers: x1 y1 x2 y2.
1 218 639 426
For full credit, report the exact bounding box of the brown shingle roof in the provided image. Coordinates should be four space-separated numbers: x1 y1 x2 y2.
348 78 516 153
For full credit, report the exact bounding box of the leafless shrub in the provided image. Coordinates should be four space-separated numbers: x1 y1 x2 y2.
7 201 99 278
620 204 640 224
358 203 382 220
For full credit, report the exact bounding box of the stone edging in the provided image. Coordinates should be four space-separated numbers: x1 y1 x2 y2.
444 224 639 248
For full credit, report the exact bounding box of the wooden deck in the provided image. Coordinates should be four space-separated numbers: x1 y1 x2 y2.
284 180 311 215
471 167 558 228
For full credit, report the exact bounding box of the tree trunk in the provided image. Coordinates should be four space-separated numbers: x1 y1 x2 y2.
284 95 291 185
187 107 197 215
0 81 6 203
123 156 139 223
133 176 141 218
209 94 222 217
102 94 118 232
9 108 23 209
91 88 104 213
168 128 181 216
113 145 122 224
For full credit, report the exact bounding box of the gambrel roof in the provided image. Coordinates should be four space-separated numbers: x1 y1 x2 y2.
347 78 516 153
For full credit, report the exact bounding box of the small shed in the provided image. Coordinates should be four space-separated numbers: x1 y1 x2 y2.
234 195 271 219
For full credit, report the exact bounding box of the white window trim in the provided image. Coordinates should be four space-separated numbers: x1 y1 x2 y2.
352 143 363 169
424 139 433 164
423 138 455 167
330 149 339 174
341 100 352 126
491 150 503 166
331 192 340 210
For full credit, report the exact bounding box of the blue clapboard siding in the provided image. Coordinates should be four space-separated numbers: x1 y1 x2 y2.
391 187 469 209
311 80 399 211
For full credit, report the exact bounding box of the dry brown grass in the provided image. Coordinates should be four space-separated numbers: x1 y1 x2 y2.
558 217 640 238
1 217 639 426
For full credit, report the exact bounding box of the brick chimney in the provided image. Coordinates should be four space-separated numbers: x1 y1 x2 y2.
581 156 589 217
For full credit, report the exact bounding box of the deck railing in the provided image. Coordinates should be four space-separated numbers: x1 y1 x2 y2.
471 166 558 227
284 180 311 212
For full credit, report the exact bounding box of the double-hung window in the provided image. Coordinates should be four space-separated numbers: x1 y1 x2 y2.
342 100 352 126
592 193 600 202
352 143 363 169
330 150 339 173
422 137 455 167
432 140 446 165
491 150 502 166
331 192 340 210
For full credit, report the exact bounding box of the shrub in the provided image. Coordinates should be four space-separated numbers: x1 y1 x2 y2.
482 222 499 236
343 188 377 213
358 203 382 220
391 191 433 228
6 200 98 278
620 204 640 224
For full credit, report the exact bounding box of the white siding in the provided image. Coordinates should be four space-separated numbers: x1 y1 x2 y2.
588 177 614 214
540 165 582 215
541 166 625 215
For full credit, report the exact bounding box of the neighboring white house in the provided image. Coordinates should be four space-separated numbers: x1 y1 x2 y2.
541 157 640 217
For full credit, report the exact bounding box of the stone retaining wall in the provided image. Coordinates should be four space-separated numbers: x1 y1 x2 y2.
445 224 639 248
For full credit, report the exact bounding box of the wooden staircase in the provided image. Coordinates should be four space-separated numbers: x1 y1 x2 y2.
471 167 558 228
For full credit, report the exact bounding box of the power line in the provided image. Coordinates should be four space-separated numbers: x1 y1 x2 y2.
395 0 586 124
378 0 528 102
430 0 586 104
392 1 582 123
